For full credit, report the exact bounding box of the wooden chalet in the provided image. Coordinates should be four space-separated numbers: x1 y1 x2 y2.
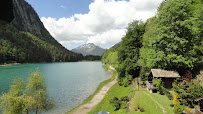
0 0 14 25
148 69 180 88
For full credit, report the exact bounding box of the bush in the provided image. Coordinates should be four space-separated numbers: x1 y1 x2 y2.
121 96 130 102
110 96 130 110
182 71 192 82
109 97 121 110
155 78 164 91
172 78 181 93
117 77 123 86
159 86 165 95
120 101 127 109
173 103 184 114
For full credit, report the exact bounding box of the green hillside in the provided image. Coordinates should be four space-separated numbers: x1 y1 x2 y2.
0 0 83 64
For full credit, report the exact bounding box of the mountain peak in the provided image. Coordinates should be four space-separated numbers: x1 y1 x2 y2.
80 43 96 48
71 43 105 56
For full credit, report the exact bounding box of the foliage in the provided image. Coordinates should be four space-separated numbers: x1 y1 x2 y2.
83 55 101 61
101 48 118 65
109 97 121 110
173 93 182 104
0 68 55 114
25 68 55 112
117 20 145 77
0 78 34 114
140 0 203 71
182 70 192 82
154 78 172 99
162 87 173 100
172 78 181 93
120 96 130 102
103 0 203 89
109 96 130 110
172 79 203 106
139 66 149 81
155 78 164 93
173 103 184 114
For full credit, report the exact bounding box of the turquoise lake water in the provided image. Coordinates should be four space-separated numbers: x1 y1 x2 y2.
0 62 111 114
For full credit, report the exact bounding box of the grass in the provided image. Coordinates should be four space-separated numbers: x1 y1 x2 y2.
66 65 116 114
88 83 131 114
128 91 163 114
145 91 173 114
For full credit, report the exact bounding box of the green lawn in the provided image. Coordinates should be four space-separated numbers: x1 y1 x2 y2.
149 92 173 114
128 91 163 114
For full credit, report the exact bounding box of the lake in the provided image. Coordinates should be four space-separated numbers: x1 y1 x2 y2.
0 62 111 114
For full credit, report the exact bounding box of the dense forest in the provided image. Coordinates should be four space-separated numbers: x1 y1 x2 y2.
102 0 203 86
0 0 84 64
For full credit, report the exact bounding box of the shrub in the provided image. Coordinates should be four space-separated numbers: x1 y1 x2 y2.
121 96 130 102
110 97 121 110
173 93 182 105
120 101 127 109
182 71 192 82
155 78 164 91
172 78 181 93
173 103 184 114
110 96 130 110
117 78 123 86
159 86 165 95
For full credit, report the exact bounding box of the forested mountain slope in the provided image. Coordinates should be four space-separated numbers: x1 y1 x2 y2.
0 0 83 64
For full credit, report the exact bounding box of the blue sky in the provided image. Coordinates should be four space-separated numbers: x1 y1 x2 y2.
26 0 163 50
26 0 93 19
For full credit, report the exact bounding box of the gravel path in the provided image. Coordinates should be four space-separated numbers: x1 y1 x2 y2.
70 66 117 114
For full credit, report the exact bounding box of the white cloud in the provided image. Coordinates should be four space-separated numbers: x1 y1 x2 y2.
87 29 126 47
60 5 66 9
41 0 163 49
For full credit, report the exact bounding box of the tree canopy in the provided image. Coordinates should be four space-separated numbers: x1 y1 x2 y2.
0 68 55 114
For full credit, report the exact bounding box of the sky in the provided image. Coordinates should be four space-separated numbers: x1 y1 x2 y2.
26 0 163 50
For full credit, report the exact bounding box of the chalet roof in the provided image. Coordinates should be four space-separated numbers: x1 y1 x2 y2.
151 69 180 78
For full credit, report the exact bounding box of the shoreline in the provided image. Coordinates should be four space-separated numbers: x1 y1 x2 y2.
66 65 117 114
0 61 102 67
0 63 20 67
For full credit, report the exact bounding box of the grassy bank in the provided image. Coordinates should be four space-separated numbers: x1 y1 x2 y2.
66 65 116 114
89 79 174 114
88 83 131 114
